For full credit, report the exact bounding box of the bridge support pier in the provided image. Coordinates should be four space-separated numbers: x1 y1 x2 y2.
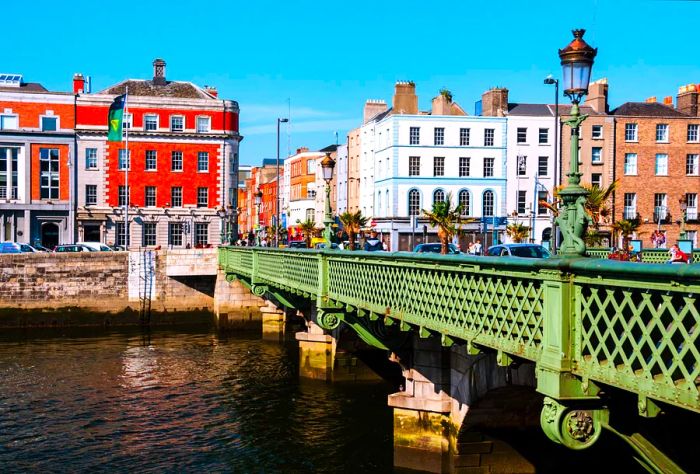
296 321 336 381
260 301 287 342
213 269 265 330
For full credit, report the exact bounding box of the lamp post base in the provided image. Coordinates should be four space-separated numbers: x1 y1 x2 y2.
555 185 591 258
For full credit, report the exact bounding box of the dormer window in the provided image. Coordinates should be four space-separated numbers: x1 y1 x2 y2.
196 116 210 133
144 114 158 131
170 115 184 132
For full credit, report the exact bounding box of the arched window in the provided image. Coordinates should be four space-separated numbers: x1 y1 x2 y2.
458 190 471 216
408 189 420 216
433 189 445 205
482 190 494 217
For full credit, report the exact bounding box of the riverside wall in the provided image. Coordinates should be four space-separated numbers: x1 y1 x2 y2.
0 249 265 327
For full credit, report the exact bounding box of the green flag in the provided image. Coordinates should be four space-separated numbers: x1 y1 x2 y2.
107 94 126 142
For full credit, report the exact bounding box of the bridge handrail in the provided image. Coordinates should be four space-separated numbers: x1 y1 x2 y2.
219 246 700 414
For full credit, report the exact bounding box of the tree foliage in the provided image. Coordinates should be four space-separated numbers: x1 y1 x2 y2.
422 192 464 254
506 222 530 243
339 210 368 251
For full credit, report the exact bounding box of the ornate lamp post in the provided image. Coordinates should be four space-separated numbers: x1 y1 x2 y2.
216 207 227 244
254 189 263 245
556 29 597 257
679 197 688 240
320 152 336 244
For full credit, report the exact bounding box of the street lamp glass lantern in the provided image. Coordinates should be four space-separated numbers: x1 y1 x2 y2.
320 152 336 183
558 29 597 102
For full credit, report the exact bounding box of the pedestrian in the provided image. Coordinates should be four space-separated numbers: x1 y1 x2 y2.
668 244 689 264
467 242 475 255
474 240 482 255
364 230 383 251
382 240 389 251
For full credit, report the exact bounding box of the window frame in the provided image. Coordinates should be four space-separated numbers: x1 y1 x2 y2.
145 186 157 207
197 187 208 208
433 127 444 146
484 128 495 147
591 125 603 139
483 157 494 177
85 148 98 170
40 115 58 132
118 149 131 170
170 115 184 132
171 187 183 207
433 156 445 177
482 190 494 217
624 153 637 175
656 123 669 143
517 190 527 215
143 222 157 247
197 151 209 172
196 116 211 133
459 128 470 146
408 189 420 216
538 156 548 176
85 184 97 206
517 127 527 144
145 150 157 171
688 124 699 143
623 193 637 219
655 153 669 176
194 222 209 245
458 190 470 216
538 128 549 144
171 151 183 172
118 185 130 207
459 156 470 177
409 127 420 145
144 114 159 131
433 188 445 205
517 156 527 176
591 147 603 164
0 114 18 130
168 222 183 247
625 123 638 142
408 156 420 177
687 154 699 176
39 147 60 200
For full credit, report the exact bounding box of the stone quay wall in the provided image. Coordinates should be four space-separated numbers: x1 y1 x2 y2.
0 249 265 327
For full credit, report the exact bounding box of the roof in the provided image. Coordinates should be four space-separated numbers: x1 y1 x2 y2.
611 102 687 117
0 82 49 94
261 158 277 166
368 107 393 123
100 79 214 99
319 144 338 152
507 103 553 116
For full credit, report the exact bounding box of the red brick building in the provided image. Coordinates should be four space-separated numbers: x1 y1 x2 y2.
0 73 76 248
611 86 700 247
75 59 241 248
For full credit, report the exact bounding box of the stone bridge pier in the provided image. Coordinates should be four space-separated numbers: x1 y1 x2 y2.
389 335 537 473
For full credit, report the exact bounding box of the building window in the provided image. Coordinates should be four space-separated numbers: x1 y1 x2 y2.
517 156 527 176
145 150 157 171
196 116 210 133
198 152 209 172
118 149 130 170
145 186 156 207
85 185 97 206
39 148 59 199
305 208 314 221
623 193 636 219
194 223 208 245
517 190 527 214
483 157 494 177
409 156 420 176
517 128 527 144
459 190 470 216
171 187 182 207
434 127 444 146
170 115 184 132
409 127 420 145
591 173 602 188
122 113 132 130
143 222 157 246
118 185 130 207
460 128 470 146
538 156 548 176
591 147 602 163
307 159 316 174
482 190 494 217
171 151 183 171
0 147 18 200
655 154 668 176
433 189 445 205
686 193 698 220
459 157 470 177
115 222 130 247
656 124 669 142
433 156 444 176
168 222 183 246
534 128 547 144
654 194 667 221
144 114 158 131
624 153 637 175
687 154 699 175
41 116 57 131
592 125 603 139
197 187 208 207
537 191 548 215
625 123 638 142
85 148 97 169
688 124 699 142
0 114 18 130
484 128 495 146
408 189 420 216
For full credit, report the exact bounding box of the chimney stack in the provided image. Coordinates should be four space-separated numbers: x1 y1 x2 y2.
296 147 309 154
645 96 657 103
72 73 85 94
677 84 699 116
152 58 167 86
481 87 509 117
363 99 387 123
431 92 452 115
663 96 673 106
584 78 608 113
392 81 418 115
205 86 218 98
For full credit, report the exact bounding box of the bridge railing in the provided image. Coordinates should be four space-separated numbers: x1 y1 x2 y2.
587 247 700 263
219 247 700 414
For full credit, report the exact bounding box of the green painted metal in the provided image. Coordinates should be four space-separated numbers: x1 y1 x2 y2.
587 247 700 263
219 247 700 418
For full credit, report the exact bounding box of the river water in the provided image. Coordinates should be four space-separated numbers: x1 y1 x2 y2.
0 325 657 473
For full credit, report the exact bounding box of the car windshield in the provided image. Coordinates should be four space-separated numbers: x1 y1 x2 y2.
510 246 551 258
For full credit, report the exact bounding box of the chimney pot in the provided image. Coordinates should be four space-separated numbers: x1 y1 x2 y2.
72 73 85 94
152 58 167 86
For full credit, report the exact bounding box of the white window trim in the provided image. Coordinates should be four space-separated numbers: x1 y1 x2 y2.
170 115 185 132
85 148 98 170
655 154 669 176
0 113 19 130
656 124 669 143
197 152 209 173
591 125 603 140
145 150 158 172
39 114 60 132
625 124 638 143
688 125 699 143
196 116 211 133
144 114 159 132
171 151 184 172
122 113 133 129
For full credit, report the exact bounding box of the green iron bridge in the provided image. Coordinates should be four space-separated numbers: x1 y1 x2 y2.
219 246 699 468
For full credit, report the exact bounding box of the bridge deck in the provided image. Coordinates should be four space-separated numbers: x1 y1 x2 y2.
219 247 700 415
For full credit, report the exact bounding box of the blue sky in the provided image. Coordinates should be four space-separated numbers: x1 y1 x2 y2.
4 0 700 165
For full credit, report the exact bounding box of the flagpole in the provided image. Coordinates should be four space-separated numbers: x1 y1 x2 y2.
124 86 129 249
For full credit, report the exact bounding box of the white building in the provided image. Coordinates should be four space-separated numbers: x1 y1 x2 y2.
335 143 348 214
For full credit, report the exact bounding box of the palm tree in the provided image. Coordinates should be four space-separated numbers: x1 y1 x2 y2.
611 216 641 252
422 192 463 255
506 222 530 243
339 210 368 251
296 219 317 248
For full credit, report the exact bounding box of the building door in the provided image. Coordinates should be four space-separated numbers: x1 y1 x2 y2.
83 224 101 242
41 222 59 249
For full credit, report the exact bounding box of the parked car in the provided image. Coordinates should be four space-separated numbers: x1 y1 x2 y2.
108 244 127 251
31 243 52 252
487 243 551 258
413 243 460 254
0 242 22 254
18 243 41 253
54 244 96 253
287 241 308 249
76 242 114 252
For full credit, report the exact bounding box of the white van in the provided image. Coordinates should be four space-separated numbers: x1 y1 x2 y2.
76 242 113 252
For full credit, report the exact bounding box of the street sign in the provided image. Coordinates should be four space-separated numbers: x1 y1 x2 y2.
480 216 508 226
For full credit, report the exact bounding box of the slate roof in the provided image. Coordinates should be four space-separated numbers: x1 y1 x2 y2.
319 144 338 153
610 102 687 117
0 82 49 94
507 103 553 116
100 79 214 99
